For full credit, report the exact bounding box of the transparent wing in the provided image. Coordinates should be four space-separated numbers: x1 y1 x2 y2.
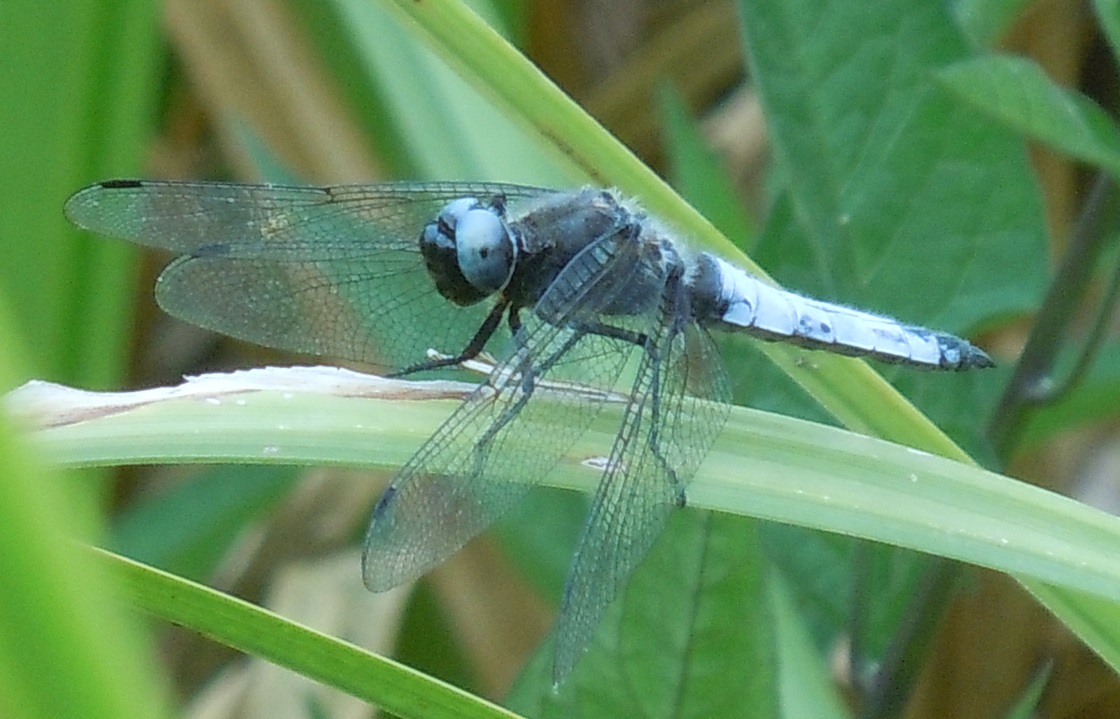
64 180 552 370
361 222 660 591
552 295 733 684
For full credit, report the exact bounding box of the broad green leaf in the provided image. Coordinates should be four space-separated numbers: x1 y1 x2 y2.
732 17 1024 655
938 55 1120 178
762 525 926 657
741 1 1045 335
737 0 1044 454
510 513 777 718
111 464 300 581
953 0 1036 48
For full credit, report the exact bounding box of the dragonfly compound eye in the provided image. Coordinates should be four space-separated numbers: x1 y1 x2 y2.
420 197 494 306
455 208 516 294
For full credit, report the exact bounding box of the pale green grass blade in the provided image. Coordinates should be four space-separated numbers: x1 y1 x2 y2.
16 375 1120 606
1 0 161 387
1024 580 1120 672
298 0 574 185
378 0 743 259
0 2 169 717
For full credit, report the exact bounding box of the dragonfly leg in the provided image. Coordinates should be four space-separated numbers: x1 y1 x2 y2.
465 326 591 477
481 305 651 450
388 297 510 377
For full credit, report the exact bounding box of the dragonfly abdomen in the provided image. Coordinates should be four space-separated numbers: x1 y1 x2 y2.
697 254 993 371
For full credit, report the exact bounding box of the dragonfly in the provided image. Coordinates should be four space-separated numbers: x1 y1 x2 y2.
65 180 993 683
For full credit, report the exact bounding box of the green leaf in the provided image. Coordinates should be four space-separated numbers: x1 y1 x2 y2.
510 513 777 718
1024 581 1120 673
0 2 169 717
769 575 850 719
736 0 1045 451
1 0 162 387
0 309 169 719
762 526 926 657
938 54 1120 178
741 1 1045 334
295 0 574 186
99 548 521 719
657 83 755 250
111 464 300 581
1094 0 1120 69
953 0 1036 48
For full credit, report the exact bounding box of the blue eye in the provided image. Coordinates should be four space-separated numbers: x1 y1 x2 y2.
455 207 515 293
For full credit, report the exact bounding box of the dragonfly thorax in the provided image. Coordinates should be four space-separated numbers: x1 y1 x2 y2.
419 196 517 306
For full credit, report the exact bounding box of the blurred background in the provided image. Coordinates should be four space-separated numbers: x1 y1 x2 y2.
3 0 1120 717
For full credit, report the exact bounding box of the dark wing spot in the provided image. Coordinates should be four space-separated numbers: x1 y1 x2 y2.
99 179 144 189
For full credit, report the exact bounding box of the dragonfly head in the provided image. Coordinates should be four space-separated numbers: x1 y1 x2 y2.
421 197 518 306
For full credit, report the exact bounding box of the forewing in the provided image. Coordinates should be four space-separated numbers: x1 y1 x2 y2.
552 308 733 684
362 224 650 591
64 180 551 369
64 180 550 254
